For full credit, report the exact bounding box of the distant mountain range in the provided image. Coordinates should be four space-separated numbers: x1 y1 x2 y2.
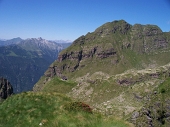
50 39 72 43
0 37 72 93
0 37 72 46
0 37 23 46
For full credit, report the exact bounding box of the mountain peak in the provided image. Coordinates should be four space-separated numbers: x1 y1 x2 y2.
37 37 43 40
26 37 43 41
39 19 170 81
94 19 132 37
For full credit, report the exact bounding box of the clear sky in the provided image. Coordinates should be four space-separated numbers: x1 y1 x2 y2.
0 0 170 41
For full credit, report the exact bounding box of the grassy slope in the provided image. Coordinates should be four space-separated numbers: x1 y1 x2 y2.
42 77 77 93
0 92 133 127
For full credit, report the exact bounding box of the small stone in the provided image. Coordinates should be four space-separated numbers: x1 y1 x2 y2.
103 103 107 106
131 111 139 119
106 105 112 109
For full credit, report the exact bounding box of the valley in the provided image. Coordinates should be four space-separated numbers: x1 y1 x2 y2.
0 38 71 93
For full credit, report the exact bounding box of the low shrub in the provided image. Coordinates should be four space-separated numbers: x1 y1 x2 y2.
64 101 93 113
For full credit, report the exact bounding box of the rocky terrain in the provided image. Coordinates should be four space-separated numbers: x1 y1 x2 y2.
34 20 170 126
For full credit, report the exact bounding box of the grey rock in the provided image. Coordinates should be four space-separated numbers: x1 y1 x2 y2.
132 111 140 119
0 77 13 99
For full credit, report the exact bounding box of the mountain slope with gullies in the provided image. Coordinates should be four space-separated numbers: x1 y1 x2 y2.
34 20 170 126
0 38 71 93
39 20 170 81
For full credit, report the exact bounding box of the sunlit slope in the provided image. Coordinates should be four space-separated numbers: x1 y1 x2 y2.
33 20 170 126
0 91 133 127
40 20 170 80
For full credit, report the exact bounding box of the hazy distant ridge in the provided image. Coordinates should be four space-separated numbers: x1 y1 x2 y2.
0 37 71 93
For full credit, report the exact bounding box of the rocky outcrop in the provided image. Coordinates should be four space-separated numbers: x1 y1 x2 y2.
131 24 168 53
58 47 116 62
46 44 118 79
116 64 170 86
130 99 170 127
0 77 13 99
96 47 116 58
95 20 132 36
58 50 83 62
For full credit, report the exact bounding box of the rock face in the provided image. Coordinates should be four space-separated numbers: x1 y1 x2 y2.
131 24 168 53
0 77 13 99
44 44 117 80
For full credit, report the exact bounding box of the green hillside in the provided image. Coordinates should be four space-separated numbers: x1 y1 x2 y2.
40 20 170 81
0 92 133 127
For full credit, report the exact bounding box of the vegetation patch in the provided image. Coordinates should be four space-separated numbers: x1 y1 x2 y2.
42 76 77 94
64 101 93 113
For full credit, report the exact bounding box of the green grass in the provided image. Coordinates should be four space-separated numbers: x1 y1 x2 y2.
0 91 133 127
42 77 77 93
7 51 18 56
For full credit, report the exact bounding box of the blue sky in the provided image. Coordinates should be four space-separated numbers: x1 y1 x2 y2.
0 0 170 41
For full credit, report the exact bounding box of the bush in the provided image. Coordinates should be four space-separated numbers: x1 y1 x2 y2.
64 101 93 113
160 88 165 93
